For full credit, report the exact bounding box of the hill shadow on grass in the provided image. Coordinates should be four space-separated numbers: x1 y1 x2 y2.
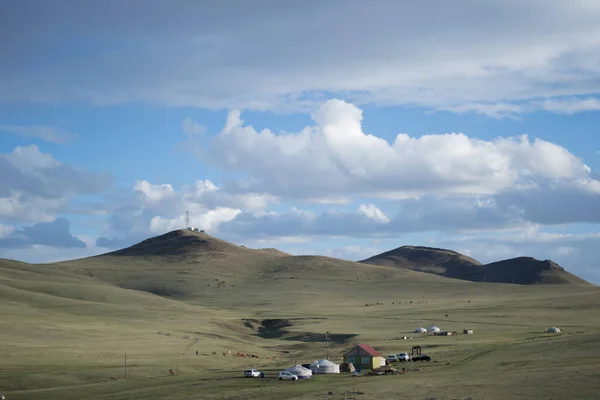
243 318 356 344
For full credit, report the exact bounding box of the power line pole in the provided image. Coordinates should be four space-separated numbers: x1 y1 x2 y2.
125 352 127 380
185 211 190 229
325 331 331 360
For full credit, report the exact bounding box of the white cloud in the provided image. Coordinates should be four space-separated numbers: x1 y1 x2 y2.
203 100 596 203
149 207 241 234
134 180 175 202
539 97 600 115
0 124 76 143
96 179 272 248
3 1 600 115
358 204 390 224
0 145 110 223
440 97 600 118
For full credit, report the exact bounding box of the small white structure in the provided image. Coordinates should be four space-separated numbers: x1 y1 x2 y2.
415 327 427 333
310 359 340 374
545 327 561 334
427 325 441 334
285 365 312 379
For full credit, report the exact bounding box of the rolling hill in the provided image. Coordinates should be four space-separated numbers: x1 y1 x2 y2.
360 245 592 285
3 230 600 400
55 229 459 305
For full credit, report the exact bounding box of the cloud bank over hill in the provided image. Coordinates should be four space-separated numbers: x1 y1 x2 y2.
1 99 598 282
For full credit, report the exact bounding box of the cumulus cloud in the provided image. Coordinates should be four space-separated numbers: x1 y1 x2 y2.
2 1 600 115
0 124 76 143
202 100 597 205
0 218 86 249
0 145 111 222
95 179 272 248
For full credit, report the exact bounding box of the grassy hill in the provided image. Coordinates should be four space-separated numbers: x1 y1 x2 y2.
2 230 600 399
360 245 592 285
55 230 460 305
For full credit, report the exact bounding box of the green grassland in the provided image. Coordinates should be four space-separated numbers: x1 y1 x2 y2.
2 232 600 399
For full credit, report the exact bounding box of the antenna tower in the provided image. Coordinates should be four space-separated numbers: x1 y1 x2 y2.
185 210 190 229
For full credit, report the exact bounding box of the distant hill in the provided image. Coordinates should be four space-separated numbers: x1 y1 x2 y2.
360 246 592 285
55 229 454 301
360 245 483 277
472 257 591 285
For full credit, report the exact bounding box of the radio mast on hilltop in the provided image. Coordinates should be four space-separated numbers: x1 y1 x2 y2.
185 210 190 229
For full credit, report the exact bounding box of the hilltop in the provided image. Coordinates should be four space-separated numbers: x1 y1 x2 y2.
473 256 592 285
359 245 483 276
104 229 292 258
360 245 592 285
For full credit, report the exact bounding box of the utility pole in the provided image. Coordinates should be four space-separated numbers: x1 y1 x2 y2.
125 352 127 380
185 211 190 229
325 331 331 360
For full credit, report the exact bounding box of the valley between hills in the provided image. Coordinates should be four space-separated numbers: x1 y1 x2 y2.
1 229 599 400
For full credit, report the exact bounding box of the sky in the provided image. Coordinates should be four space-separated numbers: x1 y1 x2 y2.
1 0 600 283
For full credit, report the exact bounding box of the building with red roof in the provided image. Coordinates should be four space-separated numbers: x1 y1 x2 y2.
342 343 384 370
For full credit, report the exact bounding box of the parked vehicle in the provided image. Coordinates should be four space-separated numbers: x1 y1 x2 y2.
278 371 298 381
244 369 261 377
397 352 411 362
387 354 398 362
412 354 431 362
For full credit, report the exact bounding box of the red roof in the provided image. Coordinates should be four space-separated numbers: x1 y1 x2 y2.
356 343 382 357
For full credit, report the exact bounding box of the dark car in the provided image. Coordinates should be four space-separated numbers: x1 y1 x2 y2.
412 354 431 362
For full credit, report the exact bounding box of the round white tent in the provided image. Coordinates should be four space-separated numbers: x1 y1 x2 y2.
427 325 441 333
415 327 427 333
310 359 340 374
545 327 561 333
285 365 312 379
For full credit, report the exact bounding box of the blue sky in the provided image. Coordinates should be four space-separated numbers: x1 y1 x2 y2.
2 0 600 283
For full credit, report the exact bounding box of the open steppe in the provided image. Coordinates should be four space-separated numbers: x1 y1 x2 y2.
2 230 599 400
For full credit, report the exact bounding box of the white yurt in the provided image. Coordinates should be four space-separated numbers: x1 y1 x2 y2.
545 327 561 333
285 365 312 379
415 327 427 333
427 325 441 334
310 359 340 374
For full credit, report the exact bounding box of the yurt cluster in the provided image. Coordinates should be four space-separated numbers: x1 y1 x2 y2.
414 325 466 336
254 326 561 380
279 359 340 380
